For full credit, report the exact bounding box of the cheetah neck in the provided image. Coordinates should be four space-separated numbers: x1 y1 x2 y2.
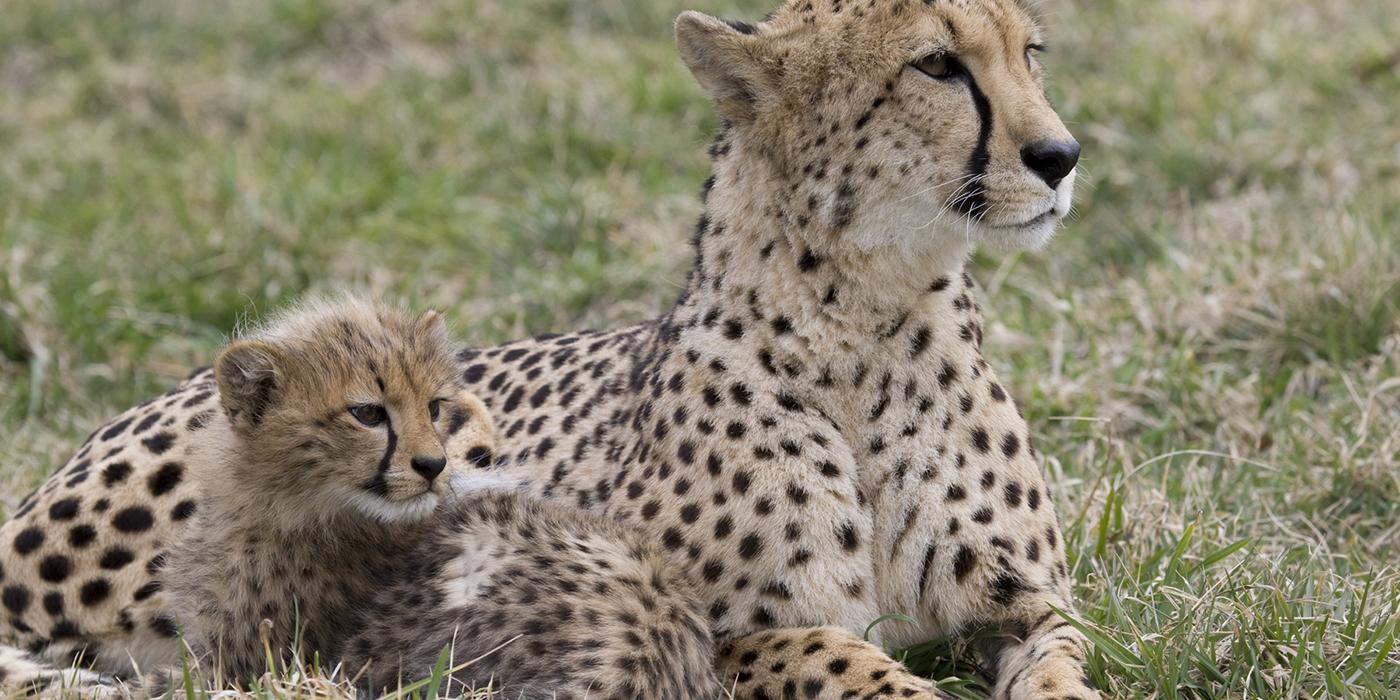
676 131 976 346
665 130 991 432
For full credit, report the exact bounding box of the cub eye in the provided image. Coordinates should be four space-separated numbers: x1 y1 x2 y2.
429 398 443 422
349 404 388 427
911 53 964 80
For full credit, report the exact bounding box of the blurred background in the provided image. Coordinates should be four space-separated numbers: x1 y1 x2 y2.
1 0 1397 696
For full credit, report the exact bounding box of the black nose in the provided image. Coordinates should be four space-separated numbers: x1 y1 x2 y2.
1020 139 1081 188
410 455 447 483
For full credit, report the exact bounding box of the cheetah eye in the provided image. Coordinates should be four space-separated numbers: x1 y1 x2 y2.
911 53 965 80
349 404 388 427
1026 43 1046 69
428 399 444 422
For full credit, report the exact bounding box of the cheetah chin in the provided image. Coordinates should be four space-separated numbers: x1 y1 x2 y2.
335 486 442 524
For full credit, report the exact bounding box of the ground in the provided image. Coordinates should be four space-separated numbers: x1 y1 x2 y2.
1 0 1397 698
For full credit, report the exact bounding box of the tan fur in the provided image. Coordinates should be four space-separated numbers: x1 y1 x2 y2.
5 1 1099 698
2 300 718 698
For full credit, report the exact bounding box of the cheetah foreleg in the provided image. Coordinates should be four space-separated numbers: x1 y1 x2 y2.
716 626 952 700
988 607 1099 700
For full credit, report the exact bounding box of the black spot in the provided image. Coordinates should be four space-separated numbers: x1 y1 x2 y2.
100 416 134 441
13 528 44 556
50 619 82 639
150 615 179 638
462 363 488 384
465 446 494 466
2 586 31 614
953 546 977 582
1004 482 1023 508
141 432 177 455
101 461 133 487
42 591 63 616
729 382 753 406
99 548 135 570
38 555 73 583
776 393 803 412
972 507 994 524
838 523 860 552
67 525 97 549
48 498 81 521
147 462 184 497
131 412 161 435
991 572 1027 606
1002 433 1021 458
971 427 991 453
937 361 958 388
661 528 685 551
732 470 752 495
910 326 932 358
78 579 112 607
112 507 155 534
171 500 197 521
798 247 823 271
133 581 161 602
738 534 763 559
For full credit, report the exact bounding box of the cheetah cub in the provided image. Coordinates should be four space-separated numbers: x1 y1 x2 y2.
159 298 719 698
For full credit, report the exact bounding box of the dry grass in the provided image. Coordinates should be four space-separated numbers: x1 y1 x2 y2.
1 0 1398 697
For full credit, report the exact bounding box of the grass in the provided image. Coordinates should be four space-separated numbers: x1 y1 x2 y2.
2 0 1398 697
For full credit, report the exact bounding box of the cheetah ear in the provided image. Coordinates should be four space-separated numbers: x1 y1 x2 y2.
215 340 282 432
675 11 775 123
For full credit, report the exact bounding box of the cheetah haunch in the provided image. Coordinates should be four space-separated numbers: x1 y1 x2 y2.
4 0 1098 697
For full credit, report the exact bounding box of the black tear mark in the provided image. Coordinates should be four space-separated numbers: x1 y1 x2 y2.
953 72 993 216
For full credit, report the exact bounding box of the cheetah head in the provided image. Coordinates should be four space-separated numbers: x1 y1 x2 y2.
677 0 1078 256
213 297 478 524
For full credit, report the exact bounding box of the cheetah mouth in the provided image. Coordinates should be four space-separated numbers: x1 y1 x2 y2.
991 208 1055 229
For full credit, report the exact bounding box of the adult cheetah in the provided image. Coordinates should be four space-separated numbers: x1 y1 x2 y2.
3 0 1096 698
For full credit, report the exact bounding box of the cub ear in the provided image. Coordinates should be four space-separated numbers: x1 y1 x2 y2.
417 308 450 344
418 308 444 332
675 11 775 123
214 340 282 431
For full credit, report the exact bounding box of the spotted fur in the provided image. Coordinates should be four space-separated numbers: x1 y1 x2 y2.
4 300 717 698
4 0 1097 697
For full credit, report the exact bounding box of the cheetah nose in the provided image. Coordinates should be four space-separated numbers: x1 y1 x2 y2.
410 455 447 484
1020 139 1081 189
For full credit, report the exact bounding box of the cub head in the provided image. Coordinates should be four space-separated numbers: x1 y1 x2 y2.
677 0 1078 254
213 297 494 524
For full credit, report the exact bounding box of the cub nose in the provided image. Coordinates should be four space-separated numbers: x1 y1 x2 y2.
410 455 447 483
1020 139 1081 189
